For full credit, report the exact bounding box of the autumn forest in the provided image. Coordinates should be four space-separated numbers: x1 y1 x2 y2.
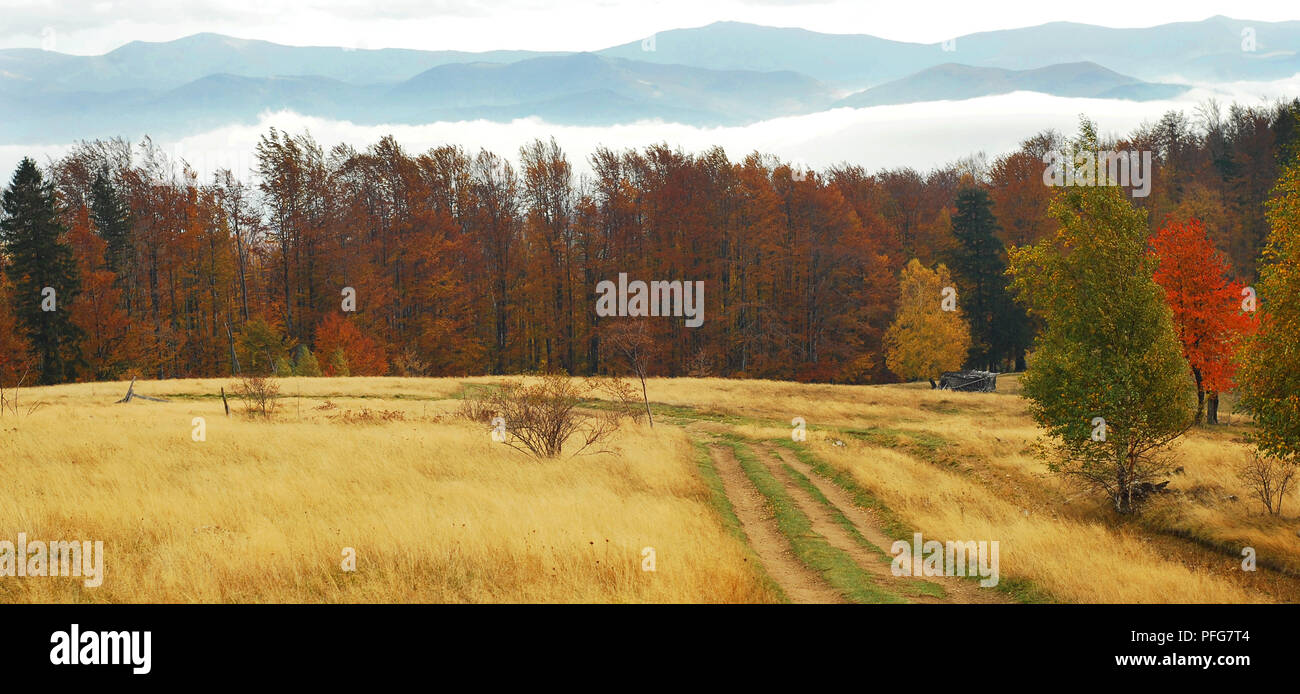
1 99 1298 389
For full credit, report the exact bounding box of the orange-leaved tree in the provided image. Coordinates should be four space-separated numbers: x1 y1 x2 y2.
1150 216 1255 424
0 276 33 389
67 204 137 380
315 313 389 376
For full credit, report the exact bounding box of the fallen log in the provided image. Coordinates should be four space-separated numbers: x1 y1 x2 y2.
937 370 999 392
115 377 169 403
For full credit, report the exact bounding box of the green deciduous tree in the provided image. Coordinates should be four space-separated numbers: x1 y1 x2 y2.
237 316 290 376
293 346 323 377
1237 157 1300 469
1008 123 1194 515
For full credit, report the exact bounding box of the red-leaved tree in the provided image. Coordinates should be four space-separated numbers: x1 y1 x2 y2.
1151 217 1255 424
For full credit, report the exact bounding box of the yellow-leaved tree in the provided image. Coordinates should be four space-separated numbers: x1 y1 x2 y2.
884 259 972 382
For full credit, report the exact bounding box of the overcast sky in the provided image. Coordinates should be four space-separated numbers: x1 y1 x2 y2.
2 0 1297 55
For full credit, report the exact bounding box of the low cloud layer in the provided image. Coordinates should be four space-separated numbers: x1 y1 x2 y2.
4 73 1297 188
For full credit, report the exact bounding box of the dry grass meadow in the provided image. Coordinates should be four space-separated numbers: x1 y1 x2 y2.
2 375 1297 603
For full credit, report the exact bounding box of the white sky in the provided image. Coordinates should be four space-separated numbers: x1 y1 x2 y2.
1 0 1296 55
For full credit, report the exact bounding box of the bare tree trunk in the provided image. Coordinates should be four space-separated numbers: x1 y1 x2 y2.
1192 367 1205 424
1115 458 1132 514
638 368 653 428
224 320 241 376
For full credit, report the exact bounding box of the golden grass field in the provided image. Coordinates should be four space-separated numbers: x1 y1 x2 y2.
1 375 1296 603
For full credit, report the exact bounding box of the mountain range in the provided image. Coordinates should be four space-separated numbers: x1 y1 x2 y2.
838 62 1189 107
0 15 1296 144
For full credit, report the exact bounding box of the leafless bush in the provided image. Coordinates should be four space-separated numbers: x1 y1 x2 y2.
230 374 280 418
393 348 428 377
1237 453 1298 516
601 320 656 426
457 373 628 458
0 368 45 417
588 374 645 424
456 385 499 423
685 347 715 378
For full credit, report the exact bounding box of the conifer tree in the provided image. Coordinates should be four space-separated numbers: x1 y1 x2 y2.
89 167 131 281
948 186 1030 370
0 158 84 384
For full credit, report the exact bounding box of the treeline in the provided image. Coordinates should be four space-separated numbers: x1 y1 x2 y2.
0 98 1297 385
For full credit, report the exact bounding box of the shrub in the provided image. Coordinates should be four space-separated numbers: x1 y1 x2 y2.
327 349 350 377
393 348 428 377
293 347 322 377
587 374 646 424
330 407 406 425
458 373 628 458
231 374 280 418
456 385 498 423
274 356 293 377
1237 453 1298 516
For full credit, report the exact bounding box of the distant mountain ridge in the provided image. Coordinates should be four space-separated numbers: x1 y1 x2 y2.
597 16 1300 87
0 32 559 93
0 53 836 142
838 62 1190 107
0 16 1296 144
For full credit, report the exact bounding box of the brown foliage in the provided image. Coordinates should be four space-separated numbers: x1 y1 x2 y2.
23 100 1296 385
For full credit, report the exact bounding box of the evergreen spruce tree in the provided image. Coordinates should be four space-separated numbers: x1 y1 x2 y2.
328 349 350 377
89 167 132 280
0 158 84 384
948 186 1029 370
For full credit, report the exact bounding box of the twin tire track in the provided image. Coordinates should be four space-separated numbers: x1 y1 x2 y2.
709 444 846 604
706 439 1010 604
